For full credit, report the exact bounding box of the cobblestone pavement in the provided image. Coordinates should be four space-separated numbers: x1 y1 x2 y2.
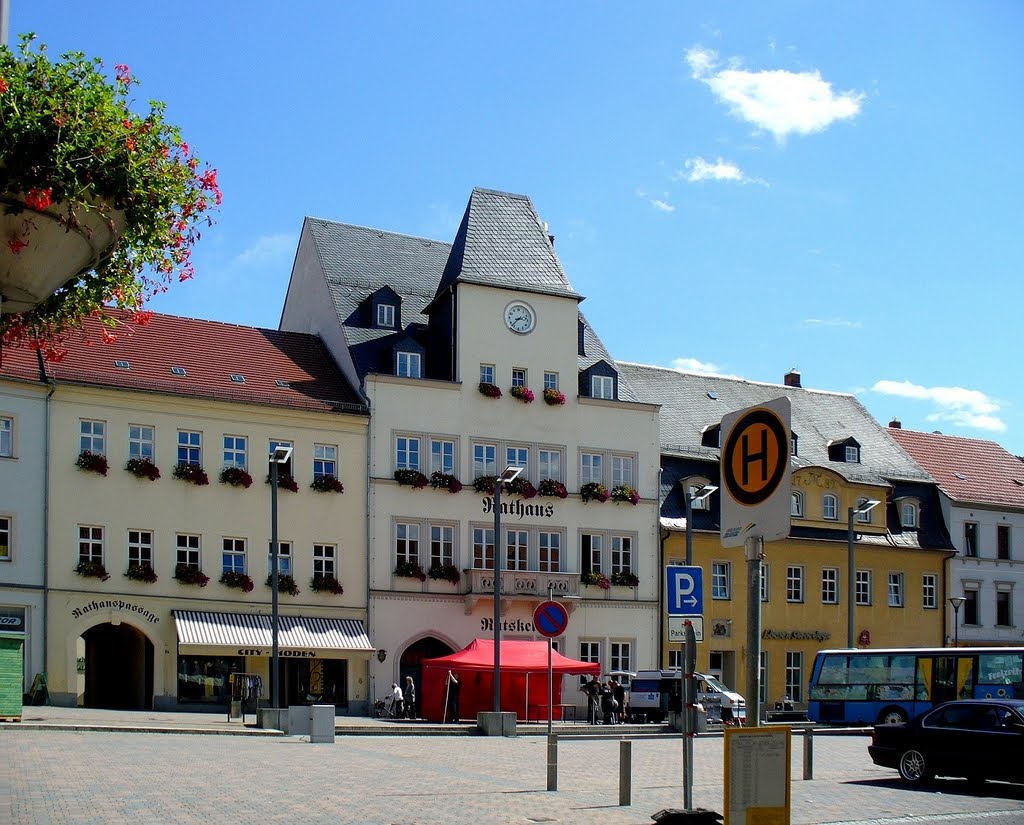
4 709 1024 824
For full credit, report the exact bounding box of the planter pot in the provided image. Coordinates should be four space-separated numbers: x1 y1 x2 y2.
0 195 126 314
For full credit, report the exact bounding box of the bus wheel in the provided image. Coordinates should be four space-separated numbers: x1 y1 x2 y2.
878 706 907 725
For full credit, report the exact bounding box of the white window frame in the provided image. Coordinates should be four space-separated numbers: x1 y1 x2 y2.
760 565 769 602
430 523 455 568
222 537 247 575
127 529 154 569
888 572 905 607
430 438 456 475
506 528 528 571
821 568 838 604
78 525 104 565
313 443 338 479
845 445 860 463
268 540 292 576
539 448 563 482
610 642 632 674
377 303 395 327
610 535 633 576
591 375 613 399
223 435 247 470
395 522 420 566
786 565 805 603
582 533 603 574
712 561 731 599
397 351 421 378
472 526 494 570
855 570 871 606
395 435 421 471
0 416 11 457
822 494 838 521
506 446 529 472
511 368 527 388
479 364 495 385
80 419 106 455
612 455 634 488
177 430 202 466
785 651 804 703
791 491 804 518
922 573 938 609
543 372 558 390
268 439 294 478
472 442 497 477
580 451 603 485
313 543 336 579
901 501 918 528
579 641 601 685
128 425 155 461
176 533 201 569
856 497 873 524
539 530 561 572
0 515 11 561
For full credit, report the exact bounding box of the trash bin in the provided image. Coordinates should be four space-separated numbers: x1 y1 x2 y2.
310 704 336 744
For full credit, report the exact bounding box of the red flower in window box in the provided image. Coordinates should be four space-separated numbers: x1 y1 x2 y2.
509 386 535 404
76 450 108 476
265 472 299 492
310 474 344 493
174 563 209 587
611 485 641 505
173 462 209 486
219 571 254 592
478 382 502 399
125 457 160 481
395 561 427 582
75 560 110 581
125 563 158 583
310 575 344 595
579 482 610 503
430 472 463 493
543 388 566 406
394 469 429 488
219 466 253 488
537 478 569 498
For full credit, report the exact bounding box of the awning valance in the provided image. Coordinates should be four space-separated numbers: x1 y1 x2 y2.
173 610 373 658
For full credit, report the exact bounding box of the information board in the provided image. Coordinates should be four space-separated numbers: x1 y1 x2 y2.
723 726 791 825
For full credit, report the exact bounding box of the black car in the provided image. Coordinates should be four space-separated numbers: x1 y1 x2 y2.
869 698 1024 785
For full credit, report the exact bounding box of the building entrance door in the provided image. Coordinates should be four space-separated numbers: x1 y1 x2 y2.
80 623 153 709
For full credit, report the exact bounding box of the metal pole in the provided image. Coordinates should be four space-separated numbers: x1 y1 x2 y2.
684 490 693 566
847 508 856 648
547 581 554 736
682 619 696 810
953 603 960 647
0 0 9 48
493 480 502 713
745 536 762 728
270 460 280 709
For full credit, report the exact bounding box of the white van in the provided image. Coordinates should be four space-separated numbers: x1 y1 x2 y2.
628 669 746 724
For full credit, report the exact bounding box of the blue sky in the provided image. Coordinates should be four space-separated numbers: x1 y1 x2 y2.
18 2 1024 454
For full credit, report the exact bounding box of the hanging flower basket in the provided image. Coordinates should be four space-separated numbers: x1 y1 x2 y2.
429 472 463 493
265 472 299 492
219 571 254 592
76 450 108 476
610 571 640 588
173 462 209 486
310 575 344 595
75 560 110 581
394 469 428 488
125 457 160 481
537 478 569 498
506 476 537 498
473 475 497 494
394 561 427 582
174 563 209 587
310 474 344 493
478 382 502 399
509 386 535 404
611 485 641 505
125 563 157 583
428 563 461 585
0 34 222 353
265 573 300 595
580 482 611 503
219 466 253 488
543 388 566 406
581 571 610 590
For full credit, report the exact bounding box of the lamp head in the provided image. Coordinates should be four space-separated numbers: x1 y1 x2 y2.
498 466 524 483
270 446 293 464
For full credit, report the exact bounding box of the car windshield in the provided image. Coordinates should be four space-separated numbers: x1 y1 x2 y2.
700 675 729 692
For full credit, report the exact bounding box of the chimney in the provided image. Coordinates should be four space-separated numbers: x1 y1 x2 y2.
889 418 902 429
784 369 801 388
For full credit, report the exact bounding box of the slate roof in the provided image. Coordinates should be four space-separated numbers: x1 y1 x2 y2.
432 188 582 302
618 362 932 486
4 311 367 414
888 427 1024 509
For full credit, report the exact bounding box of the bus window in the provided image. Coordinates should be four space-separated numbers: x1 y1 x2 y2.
818 654 849 684
978 653 1024 699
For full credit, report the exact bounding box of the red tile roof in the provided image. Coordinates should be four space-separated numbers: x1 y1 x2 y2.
888 427 1024 509
2 310 366 414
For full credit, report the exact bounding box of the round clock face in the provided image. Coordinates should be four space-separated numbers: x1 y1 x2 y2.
505 302 535 334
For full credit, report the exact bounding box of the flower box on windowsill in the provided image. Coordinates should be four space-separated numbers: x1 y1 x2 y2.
76 450 108 476
507 476 537 498
310 474 344 493
611 485 641 505
543 388 566 406
579 482 610 503
220 571 254 592
310 575 344 595
428 563 461 585
394 469 429 489
509 386 534 404
173 462 209 486
537 478 569 498
174 563 209 587
125 457 160 481
394 561 427 582
220 466 253 488
473 475 497 495
610 571 640 588
75 560 110 581
265 573 300 595
478 382 502 399
265 473 299 492
430 472 463 493
581 571 610 590
125 564 158 583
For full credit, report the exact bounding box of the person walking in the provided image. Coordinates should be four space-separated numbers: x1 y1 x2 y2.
404 675 417 719
446 671 460 722
390 682 404 719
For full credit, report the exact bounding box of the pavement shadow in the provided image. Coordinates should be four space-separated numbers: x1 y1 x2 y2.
847 777 1024 801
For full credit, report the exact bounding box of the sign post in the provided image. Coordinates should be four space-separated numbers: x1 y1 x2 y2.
720 397 791 729
533 595 568 736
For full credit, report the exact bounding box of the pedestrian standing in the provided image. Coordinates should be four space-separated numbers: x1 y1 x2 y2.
585 675 600 725
600 681 614 725
612 679 627 724
446 671 460 722
391 682 404 718
404 675 417 719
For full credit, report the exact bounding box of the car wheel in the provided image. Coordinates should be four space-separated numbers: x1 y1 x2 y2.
898 749 933 784
878 707 908 725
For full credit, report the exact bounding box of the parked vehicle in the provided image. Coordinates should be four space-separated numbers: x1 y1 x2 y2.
868 698 1024 785
627 669 745 724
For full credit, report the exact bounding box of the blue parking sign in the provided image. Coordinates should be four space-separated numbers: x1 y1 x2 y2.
666 565 704 616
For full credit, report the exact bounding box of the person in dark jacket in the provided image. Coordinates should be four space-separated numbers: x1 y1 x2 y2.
584 676 600 724
600 681 615 725
446 671 460 722
611 679 627 724
404 675 417 719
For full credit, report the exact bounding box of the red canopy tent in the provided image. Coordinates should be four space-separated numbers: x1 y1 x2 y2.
420 638 600 722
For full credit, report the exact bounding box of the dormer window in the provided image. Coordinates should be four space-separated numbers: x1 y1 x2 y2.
701 424 721 449
397 351 421 378
790 432 798 457
827 437 861 464
369 286 401 329
791 491 804 517
845 445 860 463
896 497 921 529
377 304 395 328
591 375 613 399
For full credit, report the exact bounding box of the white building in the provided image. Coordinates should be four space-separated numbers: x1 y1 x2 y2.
281 188 660 716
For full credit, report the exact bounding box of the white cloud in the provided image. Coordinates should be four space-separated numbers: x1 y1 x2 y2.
650 199 675 212
670 358 744 380
872 379 1006 433
678 156 765 185
686 45 864 142
233 233 296 267
802 317 862 329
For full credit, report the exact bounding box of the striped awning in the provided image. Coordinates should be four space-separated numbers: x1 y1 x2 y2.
173 610 373 658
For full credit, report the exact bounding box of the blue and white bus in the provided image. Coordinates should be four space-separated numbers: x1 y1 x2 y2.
807 647 1024 726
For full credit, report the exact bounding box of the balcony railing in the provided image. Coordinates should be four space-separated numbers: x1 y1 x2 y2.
464 568 580 599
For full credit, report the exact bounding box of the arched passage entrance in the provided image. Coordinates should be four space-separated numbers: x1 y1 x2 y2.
400 637 454 717
80 623 154 709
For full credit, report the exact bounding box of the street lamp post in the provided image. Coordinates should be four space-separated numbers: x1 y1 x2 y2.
269 445 293 709
847 499 881 648
949 596 966 647
683 482 718 566
493 466 524 713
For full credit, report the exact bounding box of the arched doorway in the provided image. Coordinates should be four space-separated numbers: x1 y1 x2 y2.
400 637 454 716
80 623 154 709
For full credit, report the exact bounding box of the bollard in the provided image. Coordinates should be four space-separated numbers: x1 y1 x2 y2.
803 728 813 780
619 740 631 806
547 734 558 791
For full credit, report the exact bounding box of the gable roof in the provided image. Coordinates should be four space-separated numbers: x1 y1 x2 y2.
618 362 932 485
888 427 1024 509
12 310 366 414
431 188 582 303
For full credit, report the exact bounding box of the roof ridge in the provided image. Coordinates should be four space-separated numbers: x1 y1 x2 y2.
618 361 856 398
305 216 452 248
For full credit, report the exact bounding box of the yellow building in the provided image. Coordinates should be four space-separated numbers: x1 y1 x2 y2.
621 364 955 719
